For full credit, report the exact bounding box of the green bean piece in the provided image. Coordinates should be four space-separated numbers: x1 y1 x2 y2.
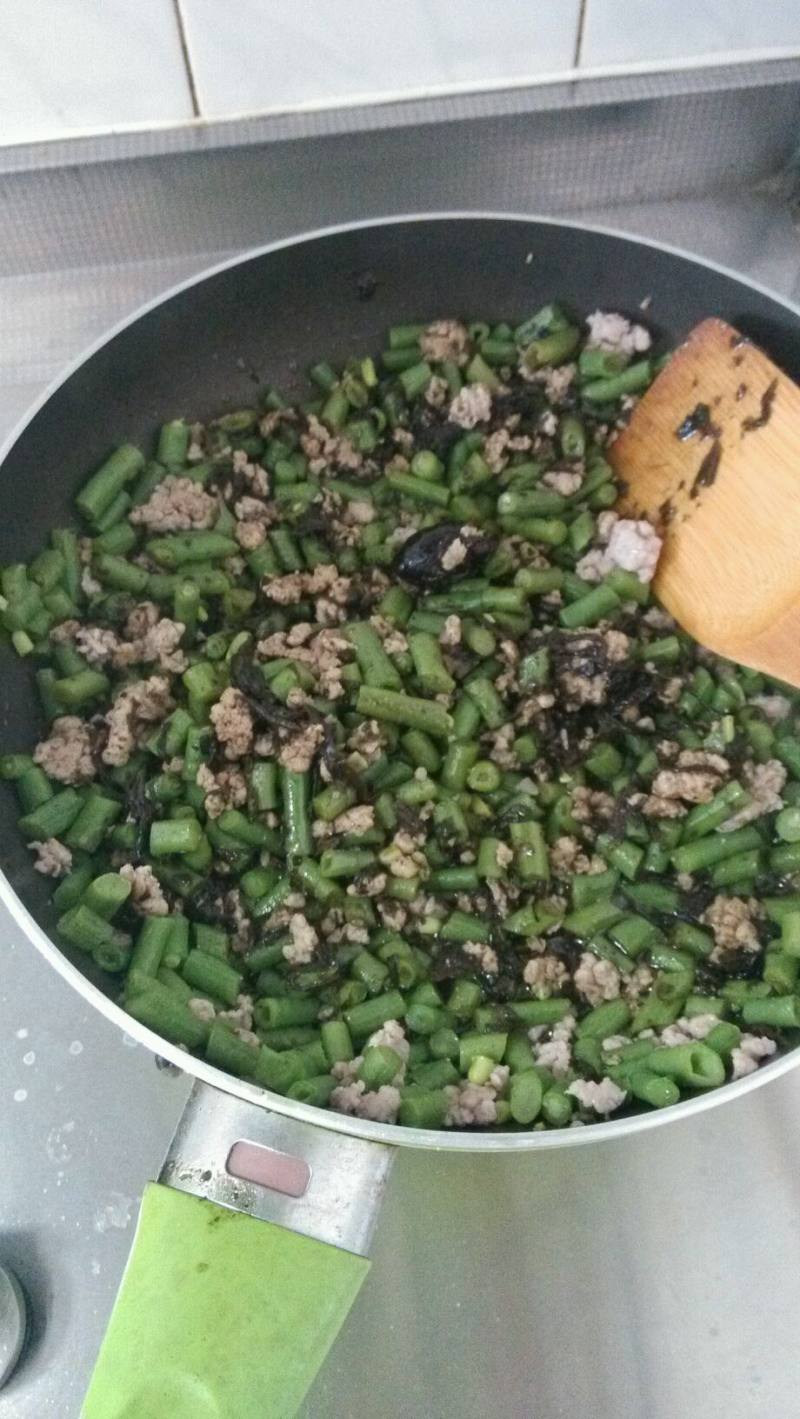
157 419 190 470
173 579 200 644
671 922 714 958
193 923 230 959
251 1046 307 1094
440 910 492 944
741 995 800 1029
76 444 145 525
563 900 626 939
130 918 172 976
94 490 131 533
63 796 121 853
576 999 631 1040
321 1019 354 1065
53 669 110 707
522 327 580 369
401 729 441 775
410 1059 460 1090
57 902 128 954
35 669 61 720
182 950 243 1007
261 1027 318 1051
509 1070 544 1124
126 983 210 1050
82 872 131 920
398 1087 448 1129
625 1070 679 1109
647 1043 726 1089
157 967 195 1001
346 621 402 690
147 532 239 568
358 1046 402 1089
559 584 621 629
703 1022 741 1059
281 768 312 860
19 788 83 841
249 761 278 812
357 686 453 739
160 915 190 971
459 1032 508 1070
408 632 455 695
582 360 653 403
255 996 320 1029
604 567 649 604
622 881 682 914
343 991 406 1038
312 785 355 823
541 1087 574 1127
150 818 204 857
386 471 450 507
52 859 95 913
671 825 762 876
15 766 53 813
465 677 505 729
205 1021 260 1079
287 1075 337 1107
447 979 482 1018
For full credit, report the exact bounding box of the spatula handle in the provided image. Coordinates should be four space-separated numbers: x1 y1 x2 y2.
81 1182 370 1419
82 1083 395 1418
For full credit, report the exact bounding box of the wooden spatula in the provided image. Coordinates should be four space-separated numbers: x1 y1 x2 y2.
611 317 800 686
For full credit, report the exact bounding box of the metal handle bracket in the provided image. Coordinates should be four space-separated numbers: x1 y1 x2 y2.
159 1080 395 1256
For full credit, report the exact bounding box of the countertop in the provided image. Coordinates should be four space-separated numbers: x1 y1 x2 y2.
2 176 800 1418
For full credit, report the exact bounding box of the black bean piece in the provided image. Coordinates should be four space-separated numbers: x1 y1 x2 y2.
394 523 495 588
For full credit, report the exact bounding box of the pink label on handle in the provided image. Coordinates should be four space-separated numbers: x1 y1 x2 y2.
226 1141 311 1198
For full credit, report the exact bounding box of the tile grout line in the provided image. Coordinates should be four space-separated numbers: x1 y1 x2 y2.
573 0 588 69
172 0 201 119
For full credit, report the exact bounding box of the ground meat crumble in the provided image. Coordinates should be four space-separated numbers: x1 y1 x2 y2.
30 837 72 876
119 862 169 915
129 475 217 532
102 676 173 767
702 896 762 963
34 717 96 785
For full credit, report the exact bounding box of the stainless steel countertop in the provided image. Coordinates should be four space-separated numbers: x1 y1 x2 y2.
3 188 800 1419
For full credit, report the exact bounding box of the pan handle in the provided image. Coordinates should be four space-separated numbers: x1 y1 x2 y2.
81 1081 395 1418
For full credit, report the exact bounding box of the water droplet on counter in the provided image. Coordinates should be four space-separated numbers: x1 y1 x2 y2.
22 1051 35 1066
13 1089 27 1103
68 1040 83 1056
94 1192 133 1234
46 1120 76 1162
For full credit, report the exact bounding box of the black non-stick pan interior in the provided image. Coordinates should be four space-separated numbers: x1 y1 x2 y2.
2 215 799 994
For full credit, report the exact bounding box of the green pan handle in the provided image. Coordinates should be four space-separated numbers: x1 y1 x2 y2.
82 1183 369 1419
82 1083 395 1419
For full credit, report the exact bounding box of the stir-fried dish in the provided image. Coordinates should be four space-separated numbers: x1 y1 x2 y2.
3 304 798 1130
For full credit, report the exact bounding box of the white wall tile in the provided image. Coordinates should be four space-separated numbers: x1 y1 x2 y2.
179 0 582 118
581 0 800 68
0 0 193 146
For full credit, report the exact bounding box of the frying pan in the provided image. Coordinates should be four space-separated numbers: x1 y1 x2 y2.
3 214 800 1417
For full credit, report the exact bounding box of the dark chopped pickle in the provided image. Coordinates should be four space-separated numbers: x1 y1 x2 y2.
229 649 320 731
741 377 778 433
126 770 156 864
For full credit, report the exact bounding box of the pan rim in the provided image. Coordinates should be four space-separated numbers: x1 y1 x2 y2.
2 208 800 1153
